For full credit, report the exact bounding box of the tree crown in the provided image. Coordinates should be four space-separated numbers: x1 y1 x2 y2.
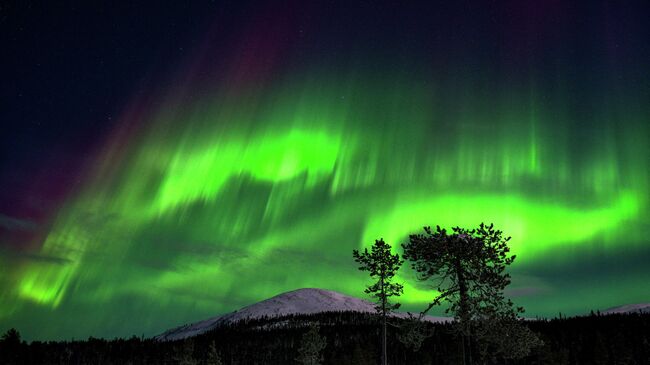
353 238 404 313
402 223 521 319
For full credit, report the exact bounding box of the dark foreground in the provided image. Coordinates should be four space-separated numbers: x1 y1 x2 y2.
1 312 648 365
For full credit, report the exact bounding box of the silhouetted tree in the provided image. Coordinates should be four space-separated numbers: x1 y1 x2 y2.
205 340 223 365
474 311 543 363
353 238 403 365
295 324 326 365
402 223 540 364
174 339 197 365
0 328 22 364
0 328 20 346
397 313 435 352
350 343 376 364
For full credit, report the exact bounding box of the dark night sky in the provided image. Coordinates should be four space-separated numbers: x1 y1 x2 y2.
1 1 223 221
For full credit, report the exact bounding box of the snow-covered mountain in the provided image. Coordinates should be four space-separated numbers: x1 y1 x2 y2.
602 303 650 315
156 288 449 341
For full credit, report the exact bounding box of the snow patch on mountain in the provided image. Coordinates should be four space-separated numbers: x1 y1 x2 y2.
156 288 449 341
602 303 650 315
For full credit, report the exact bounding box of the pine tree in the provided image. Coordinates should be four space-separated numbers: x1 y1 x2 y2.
0 328 20 346
174 339 197 365
295 324 326 365
350 343 376 365
397 313 435 352
353 238 403 365
205 341 223 365
0 328 22 364
402 223 540 364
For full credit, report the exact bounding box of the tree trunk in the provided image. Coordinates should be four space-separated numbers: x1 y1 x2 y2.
455 257 470 365
383 310 387 365
460 335 466 365
455 258 469 324
381 275 387 365
467 334 473 365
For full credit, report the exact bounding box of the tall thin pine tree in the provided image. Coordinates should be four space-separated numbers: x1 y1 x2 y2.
353 238 403 365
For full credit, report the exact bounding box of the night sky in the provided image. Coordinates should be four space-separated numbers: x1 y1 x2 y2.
1 1 649 341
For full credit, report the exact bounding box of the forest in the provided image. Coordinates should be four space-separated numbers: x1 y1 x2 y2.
1 310 648 365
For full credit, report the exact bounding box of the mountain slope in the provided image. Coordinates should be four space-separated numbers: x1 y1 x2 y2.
156 288 448 341
602 303 650 315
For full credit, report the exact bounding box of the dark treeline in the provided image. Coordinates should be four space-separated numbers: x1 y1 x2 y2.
1 311 648 365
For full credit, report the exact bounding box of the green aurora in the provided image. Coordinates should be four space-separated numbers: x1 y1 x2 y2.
1 4 649 340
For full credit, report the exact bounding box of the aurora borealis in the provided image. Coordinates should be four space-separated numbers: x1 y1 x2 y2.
1 2 649 340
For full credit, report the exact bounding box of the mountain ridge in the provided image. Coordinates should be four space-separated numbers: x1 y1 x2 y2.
602 303 650 315
156 288 650 341
155 288 449 341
